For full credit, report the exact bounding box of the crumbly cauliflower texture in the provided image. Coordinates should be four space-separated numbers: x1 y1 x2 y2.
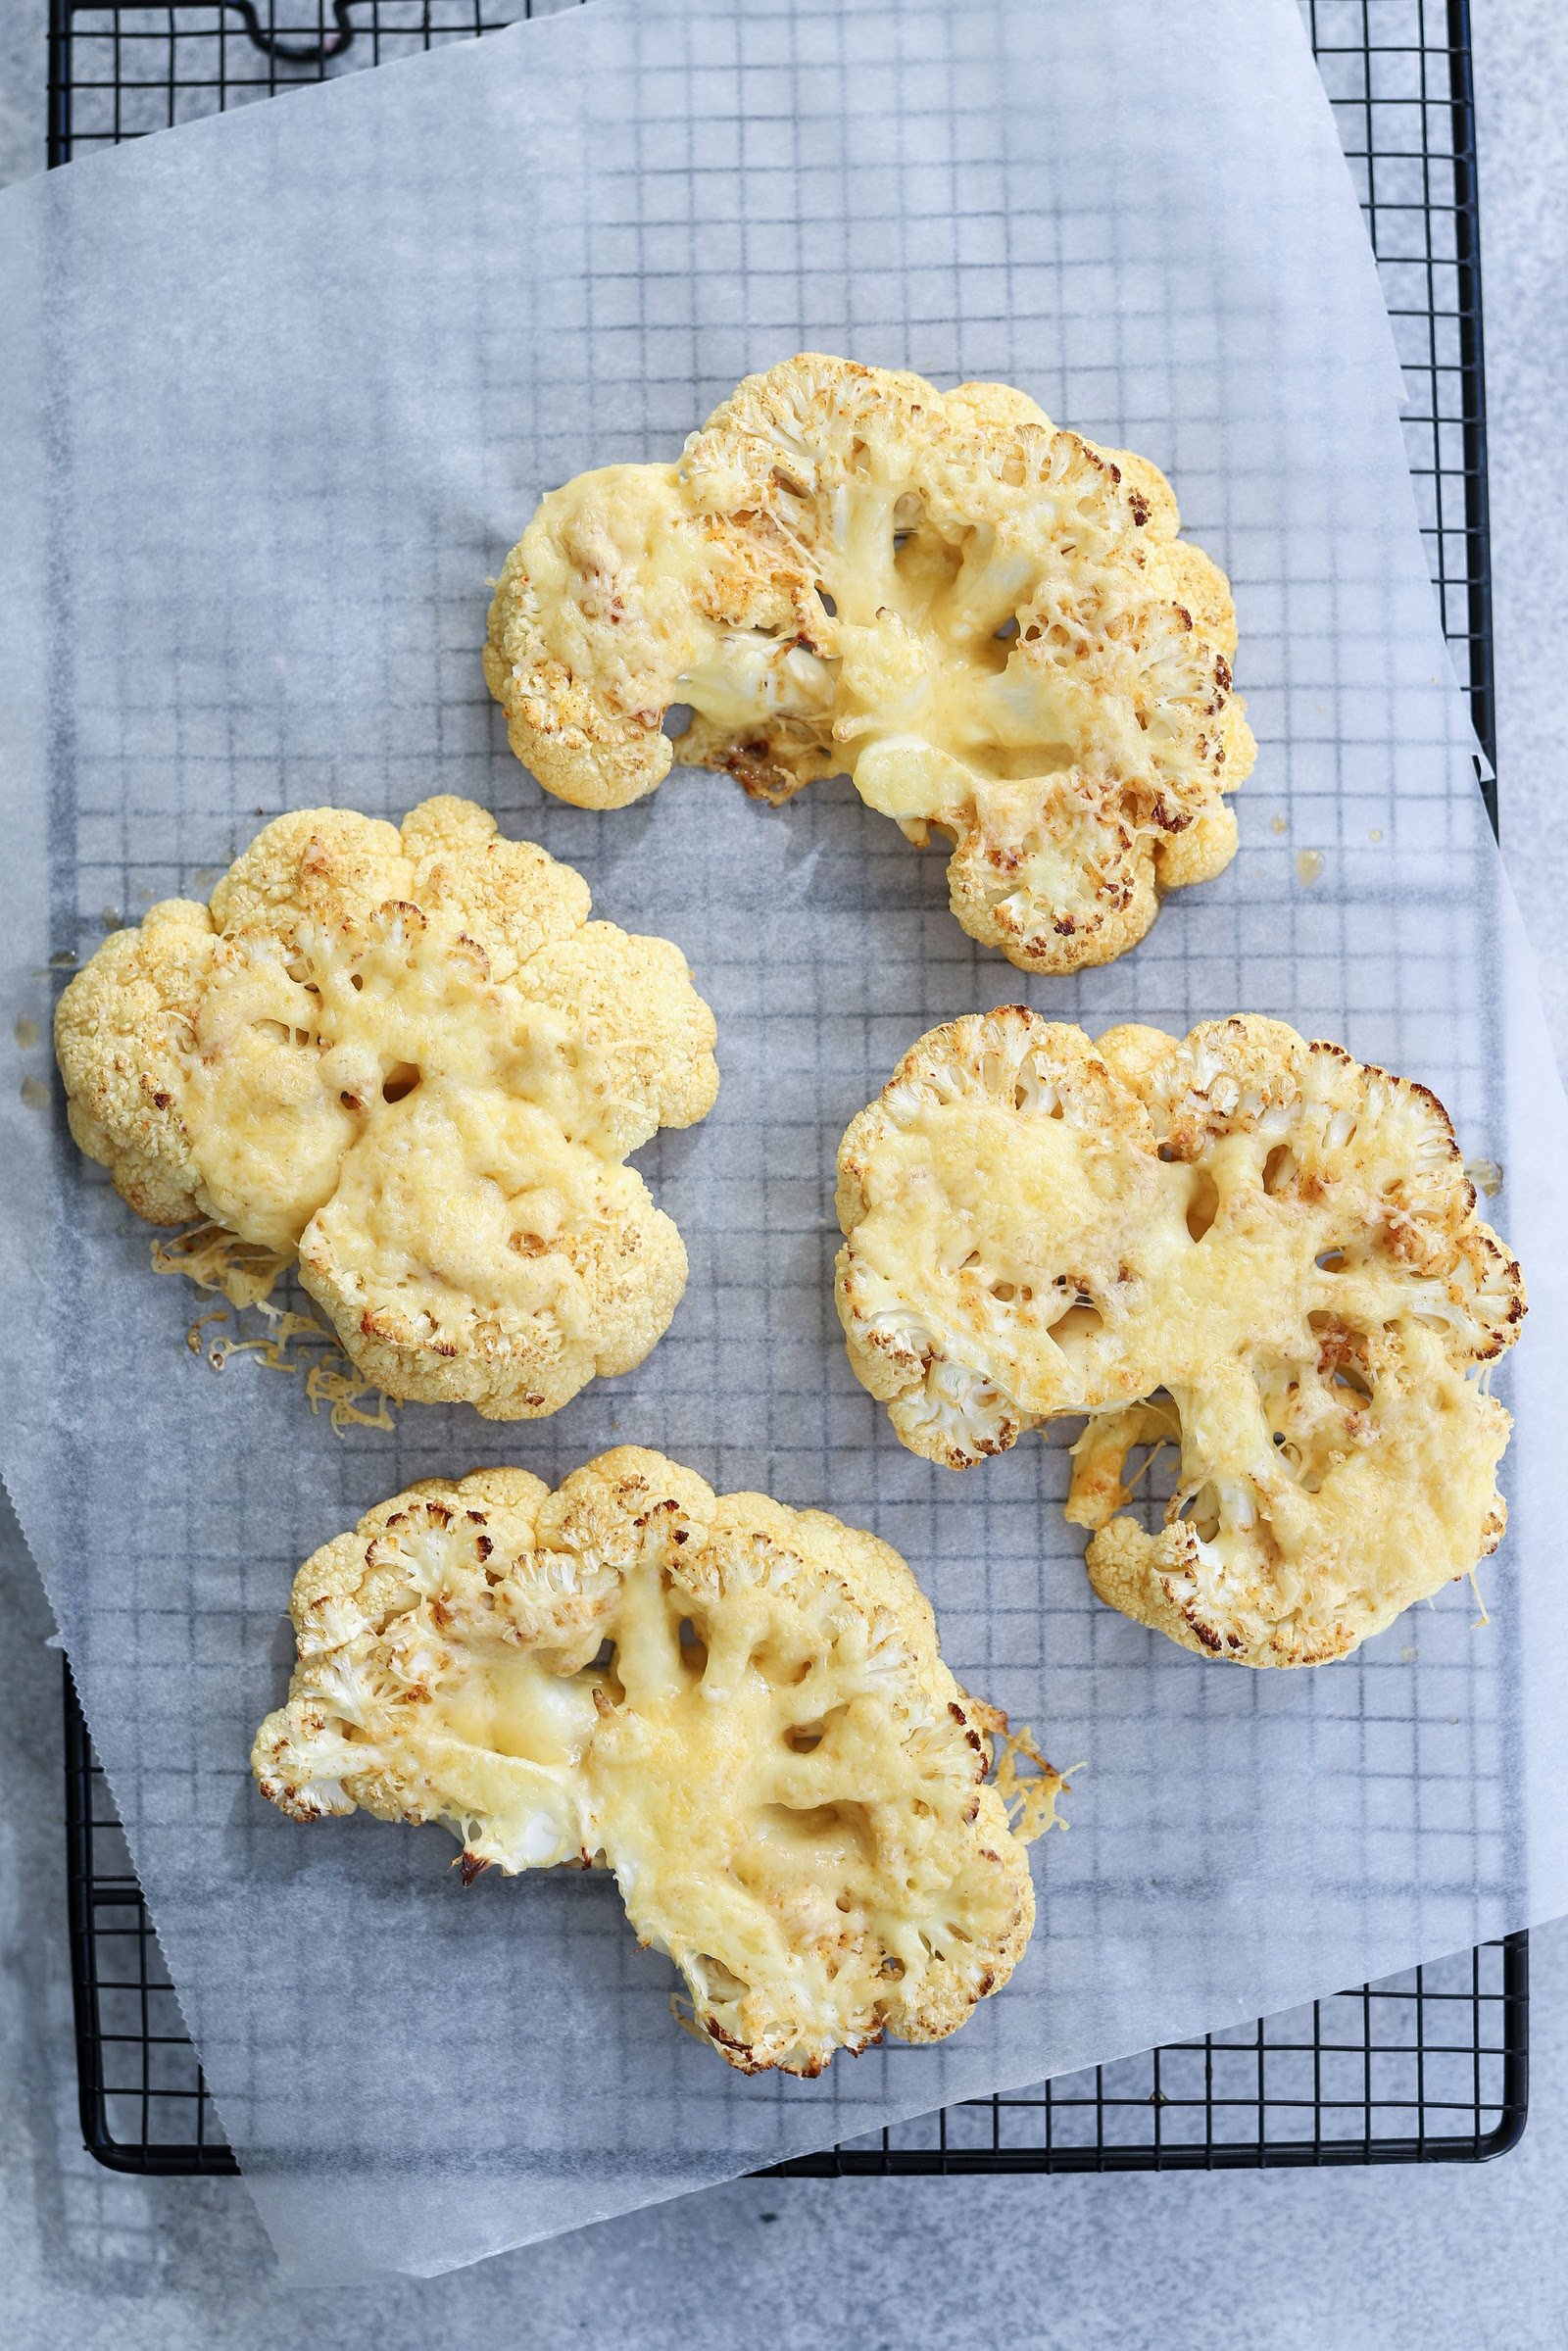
252 1447 1052 2076
485 354 1255 974
54 798 717 1418
836 1010 1525 1667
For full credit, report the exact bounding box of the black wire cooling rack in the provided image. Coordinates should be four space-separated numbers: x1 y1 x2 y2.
50 0 1526 2178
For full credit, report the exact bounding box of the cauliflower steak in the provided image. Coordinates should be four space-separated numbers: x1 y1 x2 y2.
485 354 1254 974
252 1447 1053 2075
55 798 718 1417
836 1010 1524 1667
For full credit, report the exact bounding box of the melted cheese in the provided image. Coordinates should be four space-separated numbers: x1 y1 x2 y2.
586 1561 903 2007
258 1460 1040 2068
184 924 629 1259
433 1644 602 1768
669 483 1090 807
838 1011 1523 1662
420 1645 604 1869
492 357 1254 976
531 408 1161 826
850 1091 1304 1429
303 1081 632 1340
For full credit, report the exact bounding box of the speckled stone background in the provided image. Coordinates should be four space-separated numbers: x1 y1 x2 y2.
3 2 1565 2340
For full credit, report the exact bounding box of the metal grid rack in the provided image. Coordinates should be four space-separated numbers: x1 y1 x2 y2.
65 1666 1530 2177
50 0 1526 2178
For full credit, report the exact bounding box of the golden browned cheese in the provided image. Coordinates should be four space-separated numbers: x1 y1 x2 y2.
836 1010 1525 1667
486 355 1253 974
53 798 718 1417
251 1448 1056 2077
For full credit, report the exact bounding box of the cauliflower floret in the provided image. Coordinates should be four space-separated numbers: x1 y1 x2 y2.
486 354 1254 974
836 1010 1525 1667
55 798 718 1418
252 1447 1056 2076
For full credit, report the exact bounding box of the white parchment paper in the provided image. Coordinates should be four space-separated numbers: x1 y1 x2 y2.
3 0 1567 2280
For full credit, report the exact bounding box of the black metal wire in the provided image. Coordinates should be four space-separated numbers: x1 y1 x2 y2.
63 1665 239 2174
1446 0 1497 819
59 1541 1532 2178
48 0 1527 2179
233 0 357 67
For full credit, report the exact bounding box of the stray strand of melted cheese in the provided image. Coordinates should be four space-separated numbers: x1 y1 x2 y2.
988 1723 1077 1847
151 1223 397 1435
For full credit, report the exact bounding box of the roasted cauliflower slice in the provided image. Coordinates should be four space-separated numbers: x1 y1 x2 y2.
485 354 1254 974
252 1447 1054 2076
54 798 717 1418
836 1010 1525 1667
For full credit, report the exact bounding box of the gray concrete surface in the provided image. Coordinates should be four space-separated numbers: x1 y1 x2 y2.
3 0 1566 2342
1477 0 1568 1055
